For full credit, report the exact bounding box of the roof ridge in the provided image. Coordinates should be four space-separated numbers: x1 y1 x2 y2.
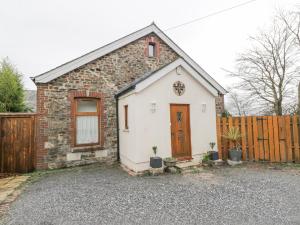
32 23 227 94
32 23 154 81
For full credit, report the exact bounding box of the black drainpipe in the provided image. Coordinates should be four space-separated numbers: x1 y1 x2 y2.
115 96 120 161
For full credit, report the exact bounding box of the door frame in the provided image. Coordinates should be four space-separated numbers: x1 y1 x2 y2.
169 103 192 160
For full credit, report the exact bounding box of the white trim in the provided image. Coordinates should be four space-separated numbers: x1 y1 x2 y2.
33 24 226 94
135 58 218 97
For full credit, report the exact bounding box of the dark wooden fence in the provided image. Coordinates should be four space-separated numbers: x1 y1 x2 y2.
216 116 300 163
0 113 36 173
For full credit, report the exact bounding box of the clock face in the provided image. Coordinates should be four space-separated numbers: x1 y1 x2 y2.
173 81 185 96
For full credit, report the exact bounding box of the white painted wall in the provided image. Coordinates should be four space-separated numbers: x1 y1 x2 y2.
118 92 138 171
118 66 217 172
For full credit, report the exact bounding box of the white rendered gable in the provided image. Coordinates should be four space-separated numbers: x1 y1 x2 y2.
135 58 218 97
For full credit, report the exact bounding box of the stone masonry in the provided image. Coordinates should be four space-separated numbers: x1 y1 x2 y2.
36 34 178 169
36 34 225 169
215 94 225 115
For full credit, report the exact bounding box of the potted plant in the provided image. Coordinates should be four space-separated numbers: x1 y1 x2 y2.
163 157 177 167
150 146 162 168
208 142 218 160
223 127 242 161
201 152 211 166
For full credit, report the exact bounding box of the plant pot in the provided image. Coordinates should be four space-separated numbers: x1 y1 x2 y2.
229 149 242 161
208 151 219 160
150 157 162 168
163 159 177 167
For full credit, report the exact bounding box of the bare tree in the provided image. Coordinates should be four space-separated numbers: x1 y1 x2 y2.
280 8 300 47
230 17 299 115
226 91 253 116
280 8 300 114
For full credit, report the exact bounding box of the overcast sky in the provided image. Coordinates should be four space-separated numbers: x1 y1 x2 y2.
0 0 298 90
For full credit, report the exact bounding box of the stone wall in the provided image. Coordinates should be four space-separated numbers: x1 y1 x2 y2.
36 34 225 169
215 94 225 115
36 34 179 169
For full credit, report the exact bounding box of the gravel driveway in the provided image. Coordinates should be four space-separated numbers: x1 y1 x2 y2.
1 164 300 225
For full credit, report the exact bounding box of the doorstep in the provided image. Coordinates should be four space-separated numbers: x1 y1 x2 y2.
175 161 203 174
175 161 201 169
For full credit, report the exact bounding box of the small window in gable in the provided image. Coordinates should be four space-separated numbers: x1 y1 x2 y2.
148 43 156 57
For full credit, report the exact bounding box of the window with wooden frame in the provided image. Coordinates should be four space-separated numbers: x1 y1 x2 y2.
74 98 100 146
124 105 128 130
148 42 156 57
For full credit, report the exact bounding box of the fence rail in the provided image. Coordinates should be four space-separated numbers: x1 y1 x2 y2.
0 113 36 173
216 115 300 163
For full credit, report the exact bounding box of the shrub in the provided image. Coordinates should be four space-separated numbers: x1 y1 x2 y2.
0 59 28 112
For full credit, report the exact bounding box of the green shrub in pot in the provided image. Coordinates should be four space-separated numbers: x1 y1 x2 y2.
222 127 242 161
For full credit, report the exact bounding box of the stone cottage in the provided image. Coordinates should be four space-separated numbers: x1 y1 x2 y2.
32 23 226 171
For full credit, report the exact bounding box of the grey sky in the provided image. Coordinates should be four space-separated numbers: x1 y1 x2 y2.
0 0 298 90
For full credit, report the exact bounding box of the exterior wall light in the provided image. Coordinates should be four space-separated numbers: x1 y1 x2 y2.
202 103 207 113
176 66 182 75
151 102 156 113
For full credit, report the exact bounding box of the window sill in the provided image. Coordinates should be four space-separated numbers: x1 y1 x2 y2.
71 145 104 153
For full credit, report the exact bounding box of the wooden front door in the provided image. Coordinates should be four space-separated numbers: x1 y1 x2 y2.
170 104 191 159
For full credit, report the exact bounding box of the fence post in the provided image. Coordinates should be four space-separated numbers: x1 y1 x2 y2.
247 117 254 161
284 116 292 162
216 117 222 160
222 117 228 160
267 116 275 162
252 117 259 161
241 117 246 161
273 116 280 162
293 115 299 162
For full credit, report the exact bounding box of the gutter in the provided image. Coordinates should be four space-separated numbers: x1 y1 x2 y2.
115 86 135 99
115 95 120 161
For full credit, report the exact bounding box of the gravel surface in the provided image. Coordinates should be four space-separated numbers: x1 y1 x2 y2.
1 164 300 225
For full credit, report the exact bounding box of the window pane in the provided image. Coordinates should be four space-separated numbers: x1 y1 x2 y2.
76 116 98 144
148 44 155 57
77 100 97 112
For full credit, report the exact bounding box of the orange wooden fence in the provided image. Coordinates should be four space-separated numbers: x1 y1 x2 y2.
0 113 36 173
216 116 300 163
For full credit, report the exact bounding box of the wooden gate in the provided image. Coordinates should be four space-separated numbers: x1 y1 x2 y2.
216 116 300 163
0 113 36 173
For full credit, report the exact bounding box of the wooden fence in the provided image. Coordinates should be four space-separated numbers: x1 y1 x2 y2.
0 113 36 173
216 116 300 163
